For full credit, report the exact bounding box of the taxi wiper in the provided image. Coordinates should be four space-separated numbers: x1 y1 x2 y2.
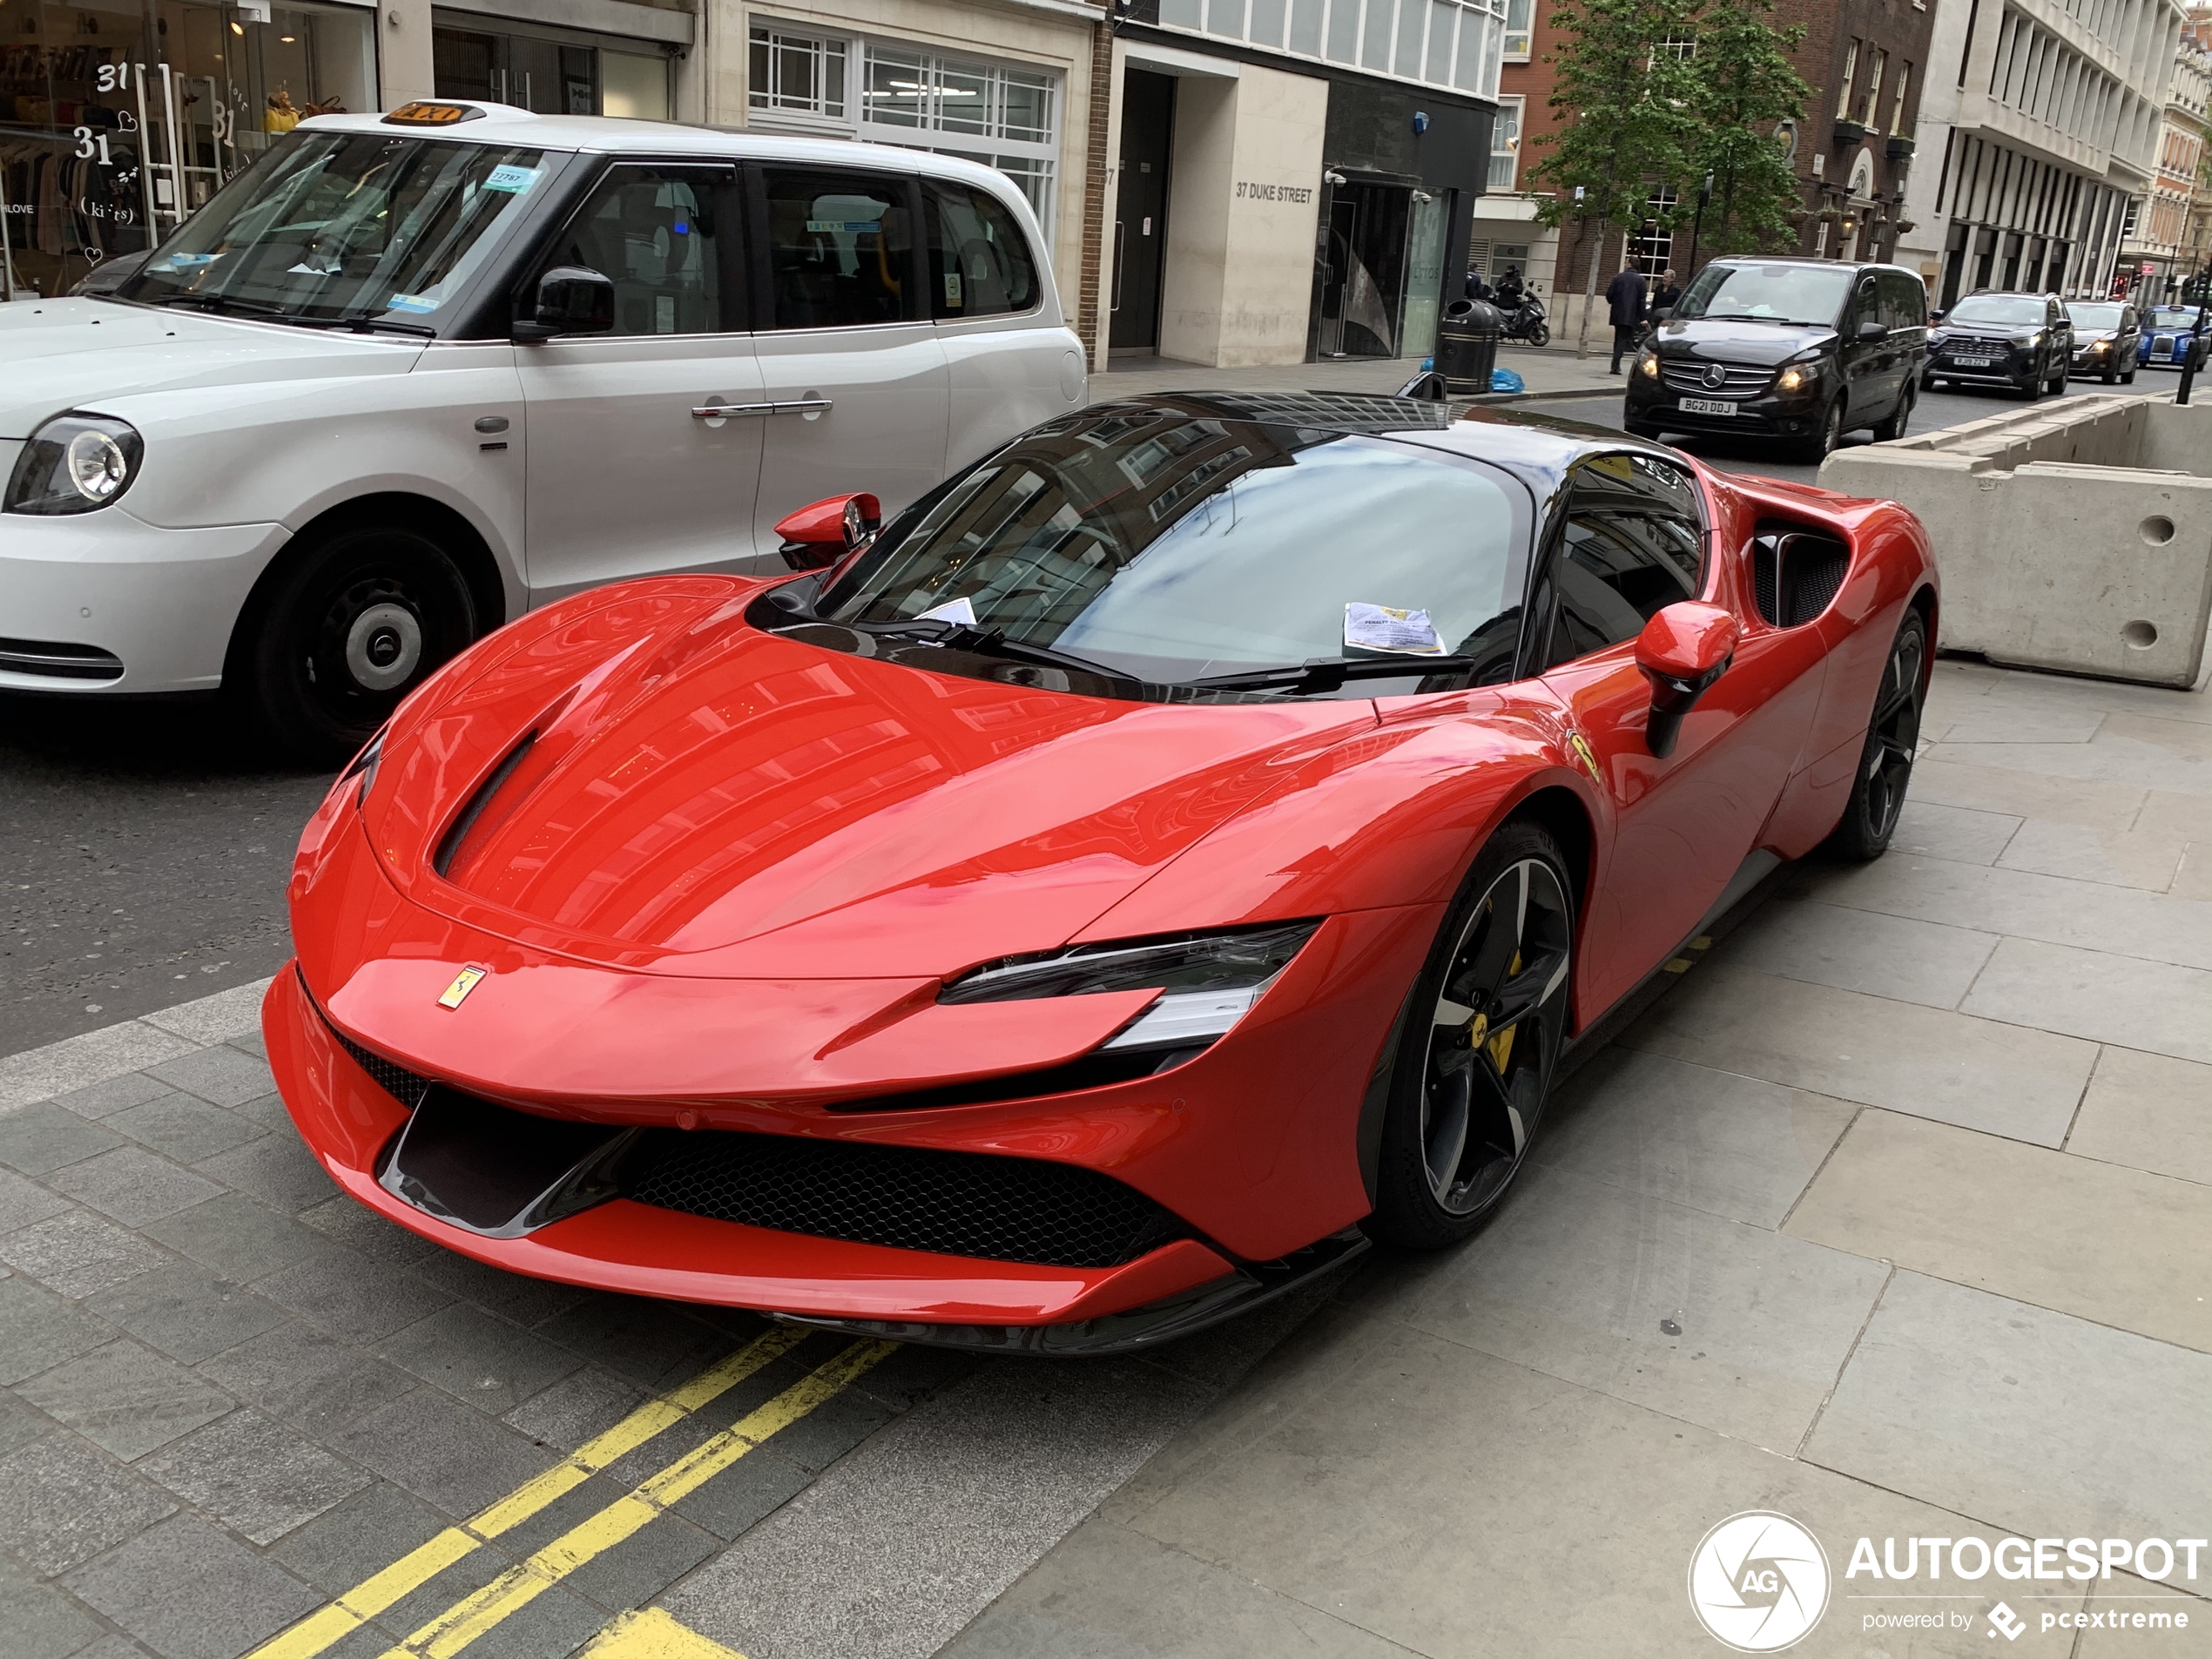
152 291 287 318
856 618 1133 683
1191 655 1479 692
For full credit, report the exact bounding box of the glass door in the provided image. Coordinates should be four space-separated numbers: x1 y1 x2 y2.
1398 188 1448 360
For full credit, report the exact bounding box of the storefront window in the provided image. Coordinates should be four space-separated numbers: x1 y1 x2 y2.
1 0 373 298
433 17 671 121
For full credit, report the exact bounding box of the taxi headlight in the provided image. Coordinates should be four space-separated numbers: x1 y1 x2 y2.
4 413 144 515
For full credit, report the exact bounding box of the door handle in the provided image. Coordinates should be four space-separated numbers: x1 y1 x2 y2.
771 399 833 415
693 402 774 419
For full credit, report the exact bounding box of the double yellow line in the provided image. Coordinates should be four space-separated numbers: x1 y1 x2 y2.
251 1329 894 1659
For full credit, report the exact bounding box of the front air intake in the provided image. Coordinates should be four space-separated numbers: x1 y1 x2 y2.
626 1130 1190 1267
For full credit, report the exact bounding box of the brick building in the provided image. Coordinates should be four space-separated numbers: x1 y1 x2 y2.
1469 0 1934 343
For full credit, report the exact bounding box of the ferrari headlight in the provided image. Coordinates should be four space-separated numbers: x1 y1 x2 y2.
941 920 1320 1051
4 413 143 515
336 725 387 808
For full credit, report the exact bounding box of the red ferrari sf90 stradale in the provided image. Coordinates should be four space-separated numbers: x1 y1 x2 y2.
267 395 1936 1353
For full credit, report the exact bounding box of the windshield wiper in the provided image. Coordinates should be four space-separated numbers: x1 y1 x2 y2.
150 291 289 319
853 618 1136 683
1190 655 1480 692
328 313 439 337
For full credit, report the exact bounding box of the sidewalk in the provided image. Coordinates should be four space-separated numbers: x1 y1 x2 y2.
1086 342 1629 403
946 657 2212 1658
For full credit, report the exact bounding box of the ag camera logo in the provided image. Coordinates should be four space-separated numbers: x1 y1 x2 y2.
1689 1512 1832 1651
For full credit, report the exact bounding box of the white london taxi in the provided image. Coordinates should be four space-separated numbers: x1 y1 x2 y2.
0 99 1086 758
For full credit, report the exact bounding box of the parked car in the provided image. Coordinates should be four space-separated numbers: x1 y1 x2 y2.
1920 291 2073 398
0 101 1084 759
268 393 1939 1353
2063 299 2141 383
2136 304 2212 370
1623 257 1927 462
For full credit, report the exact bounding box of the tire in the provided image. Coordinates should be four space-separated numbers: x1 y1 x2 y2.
1919 374 1936 392
1527 321 1550 347
241 522 478 764
1791 397 1845 463
2047 366 2067 395
1824 610 1928 862
2020 374 2043 401
1873 380 1915 442
1367 821 1576 1249
2125 368 2138 384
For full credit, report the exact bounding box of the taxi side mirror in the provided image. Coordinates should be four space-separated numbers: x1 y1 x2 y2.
1635 602 1738 759
515 266 616 341
774 493 881 571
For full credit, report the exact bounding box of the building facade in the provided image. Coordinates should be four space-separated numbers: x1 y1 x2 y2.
1096 0 1503 368
2115 31 2209 295
1897 0 2183 305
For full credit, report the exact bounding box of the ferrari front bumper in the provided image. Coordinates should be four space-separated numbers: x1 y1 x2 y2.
263 968 1372 1352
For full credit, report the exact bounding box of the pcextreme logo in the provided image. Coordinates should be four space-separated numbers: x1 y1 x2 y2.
1689 1512 1832 1651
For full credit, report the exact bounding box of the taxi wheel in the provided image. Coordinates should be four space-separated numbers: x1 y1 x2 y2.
1826 610 1928 862
245 524 477 765
1368 822 1575 1250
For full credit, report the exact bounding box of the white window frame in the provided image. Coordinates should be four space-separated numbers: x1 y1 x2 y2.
1503 0 1532 61
1488 94 1523 190
748 24 848 122
1154 0 1508 98
745 19 1062 238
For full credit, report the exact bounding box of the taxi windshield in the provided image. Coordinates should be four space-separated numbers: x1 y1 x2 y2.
116 132 552 332
814 401 1535 691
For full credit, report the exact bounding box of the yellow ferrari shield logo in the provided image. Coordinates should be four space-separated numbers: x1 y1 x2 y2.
437 965 489 1009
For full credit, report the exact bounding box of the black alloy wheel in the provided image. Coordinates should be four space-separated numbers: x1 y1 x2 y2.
2020 371 2044 401
1369 823 1575 1248
1826 610 1928 861
2046 363 2067 395
245 523 477 764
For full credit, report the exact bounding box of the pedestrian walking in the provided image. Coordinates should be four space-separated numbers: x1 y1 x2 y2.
1607 264 1648 374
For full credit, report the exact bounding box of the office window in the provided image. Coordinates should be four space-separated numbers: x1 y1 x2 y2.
750 25 846 118
1504 0 1532 58
1838 39 1858 118
854 47 1060 235
1488 95 1523 189
1631 187 1677 275
1891 61 1912 133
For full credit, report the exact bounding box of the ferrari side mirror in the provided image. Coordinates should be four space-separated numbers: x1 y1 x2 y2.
1635 601 1739 759
773 492 881 571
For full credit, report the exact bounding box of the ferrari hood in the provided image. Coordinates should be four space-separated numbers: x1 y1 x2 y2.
0 297 421 438
366 585 1378 980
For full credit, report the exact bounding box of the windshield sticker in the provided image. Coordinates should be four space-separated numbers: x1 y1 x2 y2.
1345 603 1446 657
386 293 441 314
806 219 881 234
914 596 978 625
155 253 218 271
482 164 538 194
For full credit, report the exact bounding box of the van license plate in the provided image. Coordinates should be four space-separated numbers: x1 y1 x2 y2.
1679 397 1736 416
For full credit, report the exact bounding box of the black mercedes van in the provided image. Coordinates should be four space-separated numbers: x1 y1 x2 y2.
1624 258 1929 462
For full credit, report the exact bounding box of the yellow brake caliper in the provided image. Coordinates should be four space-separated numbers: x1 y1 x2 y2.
1486 951 1521 1073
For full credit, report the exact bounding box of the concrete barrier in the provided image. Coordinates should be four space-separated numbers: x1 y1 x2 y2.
1819 394 2212 686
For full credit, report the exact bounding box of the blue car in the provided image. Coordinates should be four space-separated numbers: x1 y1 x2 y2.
2137 305 2212 368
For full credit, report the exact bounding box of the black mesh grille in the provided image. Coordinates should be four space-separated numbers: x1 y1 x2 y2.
327 1021 433 1109
1752 527 1852 628
626 1130 1190 1267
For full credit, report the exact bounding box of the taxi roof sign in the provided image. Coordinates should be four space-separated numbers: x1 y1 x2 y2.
383 101 484 126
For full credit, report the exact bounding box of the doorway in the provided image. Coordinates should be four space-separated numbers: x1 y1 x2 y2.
1110 69 1174 353
1317 180 1411 357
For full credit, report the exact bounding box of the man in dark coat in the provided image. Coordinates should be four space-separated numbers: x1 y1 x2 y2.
1607 264 1648 373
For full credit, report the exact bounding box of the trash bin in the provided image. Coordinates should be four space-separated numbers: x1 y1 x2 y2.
1435 300 1501 395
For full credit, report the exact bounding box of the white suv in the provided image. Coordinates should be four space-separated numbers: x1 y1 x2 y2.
0 100 1086 758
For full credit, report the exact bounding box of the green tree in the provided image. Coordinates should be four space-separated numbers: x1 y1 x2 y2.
1683 0 1811 260
1526 0 1703 354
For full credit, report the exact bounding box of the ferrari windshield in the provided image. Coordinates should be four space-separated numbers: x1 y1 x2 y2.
816 401 1534 690
116 132 552 329
1675 263 1853 327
